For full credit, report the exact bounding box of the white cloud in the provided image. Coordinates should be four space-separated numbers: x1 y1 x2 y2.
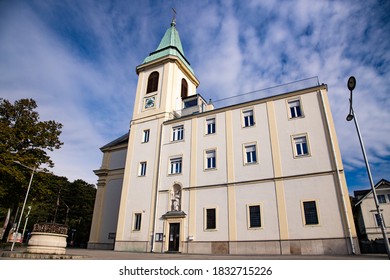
1 0 388 192
0 2 133 183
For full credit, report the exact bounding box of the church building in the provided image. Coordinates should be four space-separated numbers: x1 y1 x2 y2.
88 19 359 255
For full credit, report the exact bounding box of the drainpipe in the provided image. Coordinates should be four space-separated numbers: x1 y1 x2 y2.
319 88 356 254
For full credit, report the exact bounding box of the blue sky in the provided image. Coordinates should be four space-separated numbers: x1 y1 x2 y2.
1 0 389 195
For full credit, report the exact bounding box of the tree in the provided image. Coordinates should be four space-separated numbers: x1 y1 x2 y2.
0 98 63 212
0 98 96 246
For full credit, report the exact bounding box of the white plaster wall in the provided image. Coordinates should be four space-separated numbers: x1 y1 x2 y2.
99 178 123 243
195 113 228 186
121 119 161 241
109 149 127 170
194 187 229 241
134 64 164 117
283 175 345 239
235 182 280 240
230 104 275 182
273 92 333 177
159 120 192 191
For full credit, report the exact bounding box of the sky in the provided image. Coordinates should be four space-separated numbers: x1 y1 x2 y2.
0 0 389 195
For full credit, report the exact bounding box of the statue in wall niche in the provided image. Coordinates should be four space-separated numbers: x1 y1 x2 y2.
171 187 181 211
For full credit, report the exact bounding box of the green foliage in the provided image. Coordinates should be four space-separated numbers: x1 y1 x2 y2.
0 98 63 209
0 98 96 246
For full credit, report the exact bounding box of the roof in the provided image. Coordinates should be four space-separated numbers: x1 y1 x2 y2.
141 20 194 74
100 132 129 151
354 179 390 206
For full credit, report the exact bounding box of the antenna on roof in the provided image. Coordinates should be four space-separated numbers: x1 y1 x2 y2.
171 8 177 26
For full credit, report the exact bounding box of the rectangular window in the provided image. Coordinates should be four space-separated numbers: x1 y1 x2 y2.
243 109 255 127
303 201 319 225
288 99 303 118
205 208 216 230
170 157 182 174
294 136 309 156
133 213 142 231
377 194 386 204
206 118 216 134
184 99 197 108
139 162 147 176
142 129 150 143
245 144 257 164
375 213 385 227
206 150 216 169
248 205 261 228
172 125 184 141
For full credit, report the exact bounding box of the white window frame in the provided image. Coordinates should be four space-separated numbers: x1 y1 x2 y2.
206 118 216 135
301 200 320 226
242 109 255 127
133 213 142 231
288 98 304 119
205 149 217 170
243 143 258 165
204 207 217 231
247 204 263 229
139 161 147 176
292 134 310 157
169 157 183 175
172 125 184 141
142 129 150 143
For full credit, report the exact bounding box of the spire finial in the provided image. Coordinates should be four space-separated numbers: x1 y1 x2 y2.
171 8 176 27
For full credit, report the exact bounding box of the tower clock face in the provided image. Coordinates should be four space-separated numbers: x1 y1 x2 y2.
145 96 155 108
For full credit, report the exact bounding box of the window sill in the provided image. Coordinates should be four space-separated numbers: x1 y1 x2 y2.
293 154 311 159
242 125 256 129
244 162 259 166
168 173 182 176
288 115 305 120
247 227 263 230
170 139 185 144
204 228 217 232
204 167 217 172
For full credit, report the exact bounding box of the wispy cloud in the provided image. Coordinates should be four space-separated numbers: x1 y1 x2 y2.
1 0 389 193
183 0 390 193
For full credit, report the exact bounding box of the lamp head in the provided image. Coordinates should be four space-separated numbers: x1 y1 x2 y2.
348 76 356 91
346 114 354 121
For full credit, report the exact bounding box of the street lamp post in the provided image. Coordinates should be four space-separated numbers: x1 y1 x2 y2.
346 76 390 259
11 162 35 251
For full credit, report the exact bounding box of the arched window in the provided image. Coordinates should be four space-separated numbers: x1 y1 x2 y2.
181 78 188 99
146 71 159 93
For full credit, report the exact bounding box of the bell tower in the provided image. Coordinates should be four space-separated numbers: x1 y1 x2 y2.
131 19 199 121
115 19 199 251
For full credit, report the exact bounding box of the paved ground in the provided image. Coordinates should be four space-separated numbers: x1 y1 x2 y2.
0 247 388 260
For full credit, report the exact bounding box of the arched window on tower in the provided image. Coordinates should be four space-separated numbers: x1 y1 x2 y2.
181 78 188 99
146 71 159 93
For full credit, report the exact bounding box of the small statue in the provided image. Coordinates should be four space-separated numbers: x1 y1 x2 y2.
171 188 181 211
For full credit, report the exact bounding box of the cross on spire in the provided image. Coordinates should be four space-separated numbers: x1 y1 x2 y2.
171 8 177 26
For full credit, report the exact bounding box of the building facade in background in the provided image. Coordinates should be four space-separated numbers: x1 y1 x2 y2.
354 179 390 241
89 20 359 255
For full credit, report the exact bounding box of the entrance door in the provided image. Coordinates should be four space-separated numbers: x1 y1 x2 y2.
168 223 180 252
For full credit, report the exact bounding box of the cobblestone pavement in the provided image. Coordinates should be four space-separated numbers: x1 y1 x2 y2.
1 247 388 260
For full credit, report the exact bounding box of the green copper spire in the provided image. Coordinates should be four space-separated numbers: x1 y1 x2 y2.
142 19 194 74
